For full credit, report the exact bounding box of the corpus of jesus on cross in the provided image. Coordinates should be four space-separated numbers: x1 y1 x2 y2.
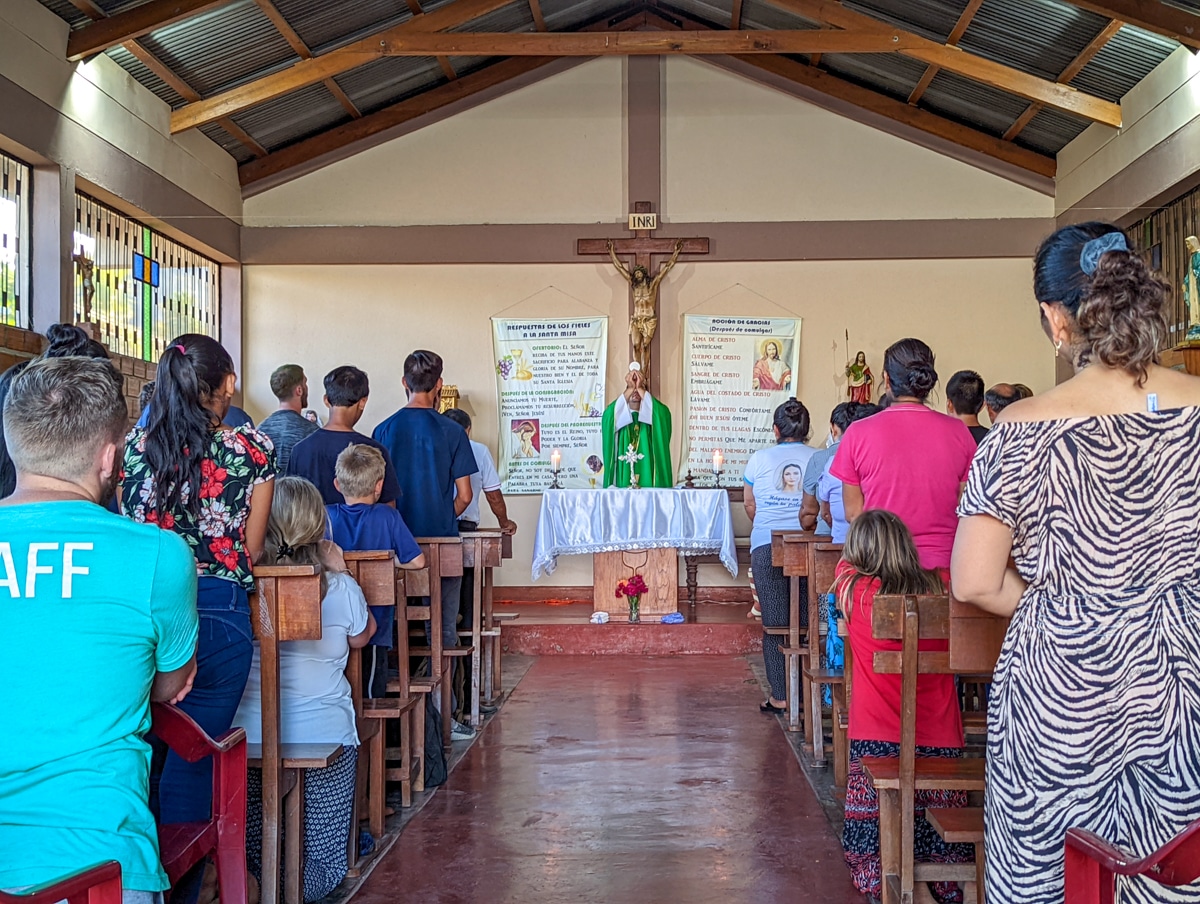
577 202 709 393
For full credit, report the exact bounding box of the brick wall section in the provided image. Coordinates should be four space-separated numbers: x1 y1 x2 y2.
0 326 153 424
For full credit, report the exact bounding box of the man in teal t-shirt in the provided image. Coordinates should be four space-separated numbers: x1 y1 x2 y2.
0 357 199 895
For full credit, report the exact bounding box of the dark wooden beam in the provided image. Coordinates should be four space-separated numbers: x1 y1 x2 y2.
65 0 106 17
253 0 364 117
67 0 236 60
1064 0 1199 48
171 0 517 133
730 0 744 29
908 0 982 105
1005 18 1123 141
767 0 1122 126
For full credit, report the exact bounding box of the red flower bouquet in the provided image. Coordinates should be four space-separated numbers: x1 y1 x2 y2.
615 574 648 623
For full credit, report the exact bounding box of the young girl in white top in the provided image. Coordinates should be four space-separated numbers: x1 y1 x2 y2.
235 476 375 903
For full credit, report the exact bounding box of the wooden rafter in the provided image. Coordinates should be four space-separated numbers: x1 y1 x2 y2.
528 0 548 32
730 0 744 30
908 0 982 105
1004 18 1123 141
631 6 1054 177
65 1 266 157
181 30 917 56
401 0 460 83
67 0 236 61
254 0 363 117
1064 0 1199 49
765 0 1122 127
239 11 657 187
170 0 516 133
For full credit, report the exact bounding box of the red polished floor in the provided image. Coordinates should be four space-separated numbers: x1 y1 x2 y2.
355 656 865 903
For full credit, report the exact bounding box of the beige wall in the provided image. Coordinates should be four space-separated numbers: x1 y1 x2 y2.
663 57 1054 223
1056 47 1200 218
244 258 1051 586
243 58 626 228
0 0 242 220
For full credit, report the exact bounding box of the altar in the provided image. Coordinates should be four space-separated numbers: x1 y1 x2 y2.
532 488 739 619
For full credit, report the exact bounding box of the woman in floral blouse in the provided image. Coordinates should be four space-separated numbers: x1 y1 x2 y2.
121 334 276 825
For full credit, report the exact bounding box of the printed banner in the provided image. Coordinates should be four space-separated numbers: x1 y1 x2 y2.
680 315 803 485
493 317 608 494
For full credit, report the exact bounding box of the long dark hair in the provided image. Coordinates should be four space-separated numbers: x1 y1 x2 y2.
143 333 235 517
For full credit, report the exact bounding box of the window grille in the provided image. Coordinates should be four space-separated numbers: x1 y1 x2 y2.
0 151 31 329
73 192 220 361
1126 186 1200 345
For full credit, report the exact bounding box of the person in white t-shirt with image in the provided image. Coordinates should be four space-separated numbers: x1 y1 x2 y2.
742 399 817 715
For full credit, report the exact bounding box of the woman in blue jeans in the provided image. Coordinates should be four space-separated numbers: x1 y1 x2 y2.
121 334 276 824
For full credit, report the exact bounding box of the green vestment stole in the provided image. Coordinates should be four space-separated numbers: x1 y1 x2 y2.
601 395 674 488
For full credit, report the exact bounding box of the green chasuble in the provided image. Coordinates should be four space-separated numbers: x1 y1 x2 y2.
601 392 673 488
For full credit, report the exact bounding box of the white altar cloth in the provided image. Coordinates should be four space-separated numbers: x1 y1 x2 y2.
531 488 738 580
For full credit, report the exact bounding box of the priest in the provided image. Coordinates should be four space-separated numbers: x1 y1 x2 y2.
601 362 673 488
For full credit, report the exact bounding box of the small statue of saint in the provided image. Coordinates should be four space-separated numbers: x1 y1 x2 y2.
846 350 873 403
1185 236 1200 342
608 239 683 376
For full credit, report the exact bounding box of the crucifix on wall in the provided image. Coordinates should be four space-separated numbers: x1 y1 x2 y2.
578 202 710 393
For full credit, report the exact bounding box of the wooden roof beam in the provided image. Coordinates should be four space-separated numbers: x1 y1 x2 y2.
636 8 1054 177
1004 17 1123 140
908 0 982 105
765 0 1123 127
170 0 518 133
1064 0 1199 48
254 0 363 116
67 0 236 61
528 0 548 31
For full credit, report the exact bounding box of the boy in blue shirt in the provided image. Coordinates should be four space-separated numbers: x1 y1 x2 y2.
327 444 425 697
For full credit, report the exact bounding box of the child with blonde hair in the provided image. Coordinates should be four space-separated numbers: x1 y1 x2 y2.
234 476 375 902
835 509 970 904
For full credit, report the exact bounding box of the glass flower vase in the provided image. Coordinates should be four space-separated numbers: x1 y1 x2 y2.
628 595 641 623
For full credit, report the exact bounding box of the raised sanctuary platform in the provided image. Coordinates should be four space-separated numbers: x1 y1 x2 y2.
493 599 763 656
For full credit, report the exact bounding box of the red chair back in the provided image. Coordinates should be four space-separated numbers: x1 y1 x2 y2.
1065 818 1200 903
0 862 122 904
151 703 248 904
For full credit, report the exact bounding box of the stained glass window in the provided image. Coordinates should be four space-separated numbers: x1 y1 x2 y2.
0 151 31 329
73 192 220 361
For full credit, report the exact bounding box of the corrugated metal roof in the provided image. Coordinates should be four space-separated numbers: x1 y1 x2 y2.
198 123 258 163
738 0 819 30
137 0 298 97
448 55 500 75
30 0 1185 168
920 68 1033 135
452 2 537 33
227 82 349 149
105 44 189 107
1070 24 1179 102
1014 104 1089 155
957 0 1107 80
844 0 967 42
821 52 929 103
270 0 412 54
332 56 444 114
96 0 155 14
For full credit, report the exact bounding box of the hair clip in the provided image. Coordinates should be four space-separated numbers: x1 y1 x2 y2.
276 542 295 560
172 343 187 355
1080 232 1128 276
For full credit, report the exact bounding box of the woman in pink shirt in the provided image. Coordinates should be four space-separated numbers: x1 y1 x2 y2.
829 338 976 570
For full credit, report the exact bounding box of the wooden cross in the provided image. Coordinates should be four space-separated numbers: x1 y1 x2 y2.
578 201 710 395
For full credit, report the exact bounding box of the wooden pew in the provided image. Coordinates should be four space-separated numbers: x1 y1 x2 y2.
860 594 1004 904
481 532 514 703
458 531 506 726
250 566 342 904
772 530 818 745
342 552 422 857
799 542 845 781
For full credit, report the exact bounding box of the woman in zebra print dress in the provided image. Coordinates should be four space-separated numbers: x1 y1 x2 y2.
952 223 1200 903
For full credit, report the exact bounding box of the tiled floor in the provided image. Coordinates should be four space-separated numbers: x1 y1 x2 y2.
350 655 865 903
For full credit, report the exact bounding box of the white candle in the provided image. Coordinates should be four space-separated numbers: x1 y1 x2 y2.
551 449 562 469
713 449 724 471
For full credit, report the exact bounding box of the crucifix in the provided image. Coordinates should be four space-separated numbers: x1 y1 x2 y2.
578 202 710 394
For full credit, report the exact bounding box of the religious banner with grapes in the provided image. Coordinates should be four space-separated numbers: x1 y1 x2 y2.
492 317 608 494
679 315 802 486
